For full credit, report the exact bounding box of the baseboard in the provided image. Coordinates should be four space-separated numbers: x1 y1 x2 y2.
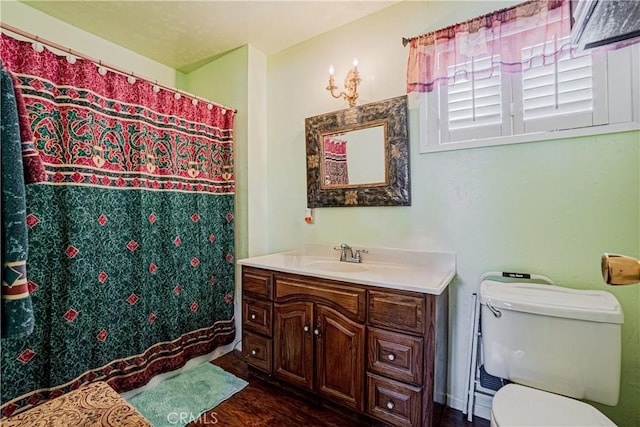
446 393 491 421
473 393 492 421
447 394 465 412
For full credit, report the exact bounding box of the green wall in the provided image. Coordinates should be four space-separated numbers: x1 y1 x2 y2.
175 16 639 425
264 2 640 425
8 0 637 425
177 46 250 264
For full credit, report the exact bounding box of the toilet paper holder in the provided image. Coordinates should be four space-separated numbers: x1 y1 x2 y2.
601 253 640 285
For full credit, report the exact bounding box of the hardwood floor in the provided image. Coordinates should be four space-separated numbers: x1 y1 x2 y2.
188 350 490 427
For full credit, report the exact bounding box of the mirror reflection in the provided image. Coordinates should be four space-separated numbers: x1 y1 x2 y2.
321 123 387 188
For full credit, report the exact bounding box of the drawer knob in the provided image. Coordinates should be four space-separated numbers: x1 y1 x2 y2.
250 314 257 320
250 349 257 356
303 326 310 332
386 400 395 410
314 329 320 336
387 353 396 361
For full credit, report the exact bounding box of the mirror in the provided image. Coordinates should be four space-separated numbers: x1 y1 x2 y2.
321 122 387 188
306 95 410 207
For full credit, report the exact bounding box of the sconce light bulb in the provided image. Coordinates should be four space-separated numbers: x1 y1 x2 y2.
352 58 359 69
329 64 335 76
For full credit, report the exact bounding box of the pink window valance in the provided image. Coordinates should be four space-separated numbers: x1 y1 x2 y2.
406 0 572 93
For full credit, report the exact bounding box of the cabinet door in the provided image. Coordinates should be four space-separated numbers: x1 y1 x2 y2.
274 301 314 390
315 304 365 412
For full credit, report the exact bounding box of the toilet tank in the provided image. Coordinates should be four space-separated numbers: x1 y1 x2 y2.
479 280 623 406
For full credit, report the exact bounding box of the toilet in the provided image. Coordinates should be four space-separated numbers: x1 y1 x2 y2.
479 280 624 427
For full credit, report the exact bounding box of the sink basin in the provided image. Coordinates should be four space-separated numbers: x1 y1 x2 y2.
305 260 369 273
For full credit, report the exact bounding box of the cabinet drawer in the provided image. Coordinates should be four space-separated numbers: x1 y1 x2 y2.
368 327 423 385
243 297 273 337
243 331 273 374
367 373 422 427
275 276 365 321
368 290 425 335
242 267 273 300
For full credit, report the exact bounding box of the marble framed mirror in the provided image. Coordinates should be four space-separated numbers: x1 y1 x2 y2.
305 95 410 207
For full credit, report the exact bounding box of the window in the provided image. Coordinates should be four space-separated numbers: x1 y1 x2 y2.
407 0 640 154
420 43 639 153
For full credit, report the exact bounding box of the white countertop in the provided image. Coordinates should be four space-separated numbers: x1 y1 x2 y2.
237 244 456 295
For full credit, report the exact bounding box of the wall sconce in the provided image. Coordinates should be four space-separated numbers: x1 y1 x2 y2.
326 58 361 108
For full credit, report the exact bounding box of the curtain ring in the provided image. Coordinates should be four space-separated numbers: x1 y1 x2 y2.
66 47 76 64
97 60 107 76
32 35 44 52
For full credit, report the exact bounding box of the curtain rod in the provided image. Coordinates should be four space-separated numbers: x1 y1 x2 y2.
401 0 553 47
0 22 238 114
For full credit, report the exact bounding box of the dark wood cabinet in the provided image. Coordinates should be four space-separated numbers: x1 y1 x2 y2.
242 268 274 375
241 265 448 427
242 266 273 299
272 300 365 410
274 301 314 390
367 372 422 427
242 297 272 336
368 327 423 385
315 304 365 411
242 331 272 374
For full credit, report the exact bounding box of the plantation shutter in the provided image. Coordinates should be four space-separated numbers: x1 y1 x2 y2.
517 37 606 133
441 55 509 143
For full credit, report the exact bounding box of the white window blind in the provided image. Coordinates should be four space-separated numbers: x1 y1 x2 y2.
522 49 592 120
441 55 508 143
447 56 502 130
519 37 600 133
420 42 638 153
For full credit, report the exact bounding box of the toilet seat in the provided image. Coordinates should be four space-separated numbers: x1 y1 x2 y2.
491 384 616 427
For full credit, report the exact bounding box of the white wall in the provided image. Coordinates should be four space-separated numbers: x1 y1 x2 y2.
266 2 639 426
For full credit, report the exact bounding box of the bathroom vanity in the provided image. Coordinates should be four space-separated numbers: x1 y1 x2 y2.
238 245 455 427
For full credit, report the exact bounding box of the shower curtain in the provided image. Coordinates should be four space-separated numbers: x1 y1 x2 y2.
0 34 236 417
322 135 349 186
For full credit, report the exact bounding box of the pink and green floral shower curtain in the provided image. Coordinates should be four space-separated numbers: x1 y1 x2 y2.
0 33 236 417
322 134 349 186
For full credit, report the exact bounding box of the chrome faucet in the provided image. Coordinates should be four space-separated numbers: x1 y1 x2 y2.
334 243 368 263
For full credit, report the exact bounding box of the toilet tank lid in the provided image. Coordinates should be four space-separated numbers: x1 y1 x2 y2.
480 280 623 324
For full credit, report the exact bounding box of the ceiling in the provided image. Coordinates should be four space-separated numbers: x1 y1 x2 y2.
22 0 399 73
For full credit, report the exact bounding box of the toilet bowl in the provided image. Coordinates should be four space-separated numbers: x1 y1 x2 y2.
490 384 616 427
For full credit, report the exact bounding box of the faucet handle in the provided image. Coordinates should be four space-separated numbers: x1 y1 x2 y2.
353 248 368 262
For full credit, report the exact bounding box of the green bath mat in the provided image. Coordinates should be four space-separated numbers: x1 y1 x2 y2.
126 363 248 426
